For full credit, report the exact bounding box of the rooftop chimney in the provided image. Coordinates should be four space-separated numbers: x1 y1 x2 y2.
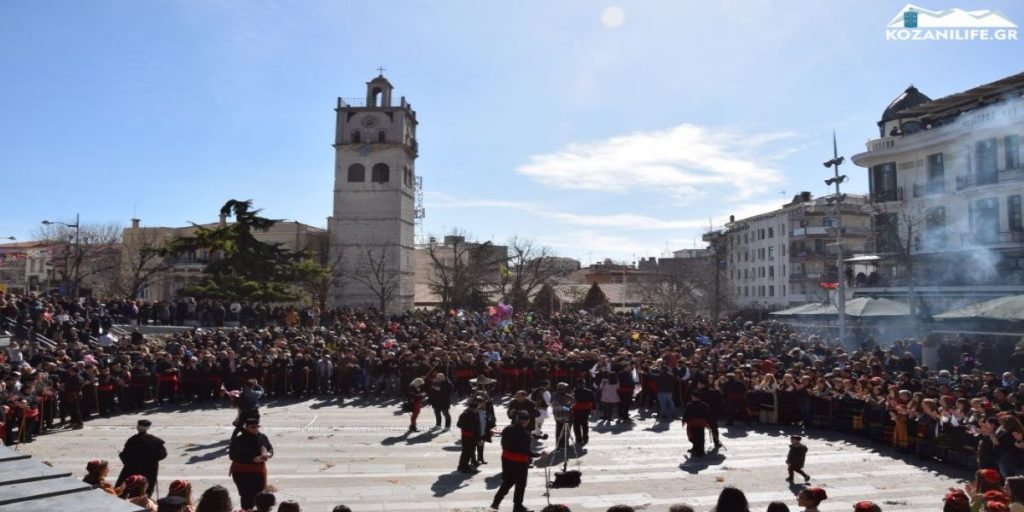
729 215 735 223
219 213 227 226
131 218 140 229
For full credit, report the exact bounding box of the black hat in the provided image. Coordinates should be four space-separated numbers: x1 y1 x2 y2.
244 417 260 426
137 419 152 427
516 411 532 421
790 435 802 441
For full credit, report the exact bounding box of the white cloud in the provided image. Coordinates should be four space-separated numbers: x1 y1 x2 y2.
538 230 661 260
515 124 793 200
425 191 709 231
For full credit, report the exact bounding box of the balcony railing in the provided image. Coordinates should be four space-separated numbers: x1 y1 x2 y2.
870 186 903 203
962 230 1024 246
956 168 1024 191
791 226 871 238
912 181 946 198
788 272 821 282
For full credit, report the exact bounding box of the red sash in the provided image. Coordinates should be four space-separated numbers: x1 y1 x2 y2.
571 401 594 412
501 450 529 463
461 429 475 439
98 385 115 392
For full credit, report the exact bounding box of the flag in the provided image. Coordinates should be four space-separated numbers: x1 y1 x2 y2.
498 262 511 280
818 281 838 289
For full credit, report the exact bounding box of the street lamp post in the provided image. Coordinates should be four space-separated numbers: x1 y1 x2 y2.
41 213 80 298
823 132 848 346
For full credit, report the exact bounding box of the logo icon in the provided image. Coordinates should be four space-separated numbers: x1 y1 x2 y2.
886 4 1018 40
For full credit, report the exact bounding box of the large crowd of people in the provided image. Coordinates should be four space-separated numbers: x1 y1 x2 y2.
4 291 1024 511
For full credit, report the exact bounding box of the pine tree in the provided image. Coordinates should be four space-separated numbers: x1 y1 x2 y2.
531 283 561 317
582 282 610 314
165 200 323 302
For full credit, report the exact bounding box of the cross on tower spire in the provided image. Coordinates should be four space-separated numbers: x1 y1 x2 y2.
376 66 386 76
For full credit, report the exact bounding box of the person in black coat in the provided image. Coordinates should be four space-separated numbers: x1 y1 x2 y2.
571 381 595 446
229 417 274 511
456 399 483 473
696 380 724 449
683 397 710 457
506 390 539 430
428 373 454 429
785 435 810 482
472 394 497 465
115 419 167 497
491 411 543 512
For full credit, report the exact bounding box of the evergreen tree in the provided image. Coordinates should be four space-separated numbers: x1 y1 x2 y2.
530 283 561 317
582 282 610 314
165 200 323 302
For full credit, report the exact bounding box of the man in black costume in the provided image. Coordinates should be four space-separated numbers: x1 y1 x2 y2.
491 411 542 512
116 419 167 496
230 417 274 511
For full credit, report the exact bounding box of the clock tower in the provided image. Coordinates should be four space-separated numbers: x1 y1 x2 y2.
329 74 417 312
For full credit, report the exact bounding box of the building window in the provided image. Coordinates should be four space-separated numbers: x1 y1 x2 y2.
371 163 390 183
769 285 774 297
782 285 786 296
760 229 765 240
1010 195 1023 232
976 138 998 185
782 264 786 276
873 213 900 253
970 197 1000 244
781 244 786 256
926 152 944 190
870 162 897 201
1008 135 1021 170
352 131 361 143
378 130 387 143
347 163 365 182
767 246 774 261
923 207 947 251
769 266 775 279
768 227 774 238
744 286 748 297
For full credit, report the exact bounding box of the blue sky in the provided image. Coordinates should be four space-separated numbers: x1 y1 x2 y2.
1 1 1022 264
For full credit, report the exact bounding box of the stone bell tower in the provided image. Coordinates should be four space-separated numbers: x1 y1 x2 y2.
328 74 417 312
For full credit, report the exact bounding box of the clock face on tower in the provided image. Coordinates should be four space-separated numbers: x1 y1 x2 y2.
361 116 377 128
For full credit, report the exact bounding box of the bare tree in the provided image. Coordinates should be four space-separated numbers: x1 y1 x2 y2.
298 248 345 310
349 246 401 314
636 262 704 314
701 228 733 319
119 228 176 299
426 233 502 310
499 237 563 310
34 222 122 298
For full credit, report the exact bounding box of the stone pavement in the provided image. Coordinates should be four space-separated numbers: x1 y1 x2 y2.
19 397 969 511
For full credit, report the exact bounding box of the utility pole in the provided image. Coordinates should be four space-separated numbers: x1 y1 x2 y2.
824 132 848 346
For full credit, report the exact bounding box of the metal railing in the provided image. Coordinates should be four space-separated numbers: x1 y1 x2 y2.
0 315 57 350
912 181 946 197
962 230 1024 246
956 168 1024 191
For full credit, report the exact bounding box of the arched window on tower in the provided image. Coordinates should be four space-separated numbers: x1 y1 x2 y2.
371 88 383 107
352 131 361 143
372 163 390 183
347 163 365 182
378 130 386 143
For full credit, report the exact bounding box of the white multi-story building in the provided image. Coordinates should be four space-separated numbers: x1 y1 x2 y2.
719 192 869 310
329 75 418 312
851 72 1024 306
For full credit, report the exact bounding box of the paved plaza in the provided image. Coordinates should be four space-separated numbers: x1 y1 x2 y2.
20 398 969 511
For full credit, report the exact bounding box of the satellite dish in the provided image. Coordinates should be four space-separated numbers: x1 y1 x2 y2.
230 302 242 313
